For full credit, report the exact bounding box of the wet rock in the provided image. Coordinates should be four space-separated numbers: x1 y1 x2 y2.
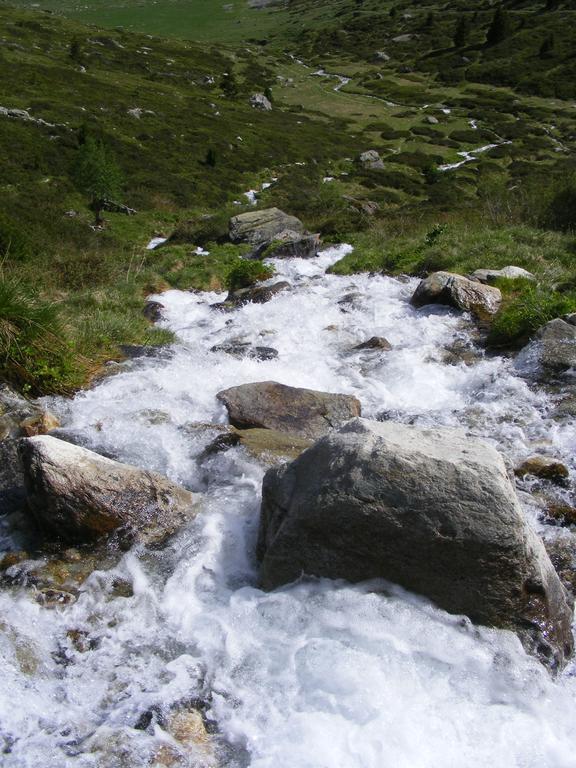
545 503 576 527
563 313 576 327
250 92 272 111
20 436 199 545
222 280 290 308
0 384 60 440
519 318 576 379
235 427 312 465
543 537 576 597
0 439 26 517
152 706 218 768
217 381 362 439
337 291 363 311
515 456 569 484
441 339 481 366
210 342 278 361
143 300 164 322
353 336 392 352
358 150 384 170
471 266 535 285
35 587 78 608
250 230 321 260
411 271 502 317
229 208 304 245
258 418 574 669
119 344 163 359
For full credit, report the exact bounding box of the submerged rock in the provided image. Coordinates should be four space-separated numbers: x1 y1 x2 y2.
229 208 304 245
257 418 574 668
515 455 569 484
217 381 361 439
352 336 392 352
210 342 278 360
20 436 199 545
411 271 501 317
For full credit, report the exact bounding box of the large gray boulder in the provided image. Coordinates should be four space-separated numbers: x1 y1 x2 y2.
20 436 199 545
518 318 576 378
217 381 361 439
411 271 501 317
229 208 305 246
257 418 574 668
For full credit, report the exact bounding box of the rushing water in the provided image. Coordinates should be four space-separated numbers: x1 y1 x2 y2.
2 246 576 767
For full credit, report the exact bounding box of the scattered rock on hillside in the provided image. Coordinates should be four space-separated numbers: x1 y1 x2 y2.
250 93 272 111
411 271 502 317
472 266 536 284
229 208 305 245
425 115 439 125
358 150 384 170
257 418 574 668
217 381 361 439
19 436 199 545
250 230 321 260
515 455 569 484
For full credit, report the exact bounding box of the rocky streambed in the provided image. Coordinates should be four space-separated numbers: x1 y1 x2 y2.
2 243 576 767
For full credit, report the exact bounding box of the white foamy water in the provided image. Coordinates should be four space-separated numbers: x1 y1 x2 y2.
1 245 576 767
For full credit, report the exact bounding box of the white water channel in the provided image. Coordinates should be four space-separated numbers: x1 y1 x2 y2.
2 245 576 767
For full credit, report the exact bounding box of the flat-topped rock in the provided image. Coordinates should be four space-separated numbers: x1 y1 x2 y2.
217 381 361 439
472 266 535 284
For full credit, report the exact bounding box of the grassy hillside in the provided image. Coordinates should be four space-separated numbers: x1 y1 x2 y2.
1 0 576 394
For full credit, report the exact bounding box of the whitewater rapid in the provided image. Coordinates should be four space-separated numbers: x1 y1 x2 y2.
1 245 576 767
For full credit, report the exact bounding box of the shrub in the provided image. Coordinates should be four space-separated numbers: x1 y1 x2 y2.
226 259 274 291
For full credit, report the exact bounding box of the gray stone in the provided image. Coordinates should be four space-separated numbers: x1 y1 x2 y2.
519 318 576 378
229 208 305 245
210 342 278 360
143 301 164 322
411 271 501 317
20 436 199 545
251 230 321 260
472 266 535 285
250 93 272 111
358 150 384 170
217 381 362 439
0 385 60 440
258 418 574 668
353 336 392 352
212 280 290 310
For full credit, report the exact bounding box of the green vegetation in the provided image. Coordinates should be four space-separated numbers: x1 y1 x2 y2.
226 259 275 291
72 137 123 226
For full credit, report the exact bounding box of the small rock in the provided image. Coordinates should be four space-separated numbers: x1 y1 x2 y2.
515 455 569 484
353 336 392 351
358 150 384 170
425 115 439 125
210 342 278 360
223 281 290 308
251 230 321 260
250 93 272 111
143 301 164 322
545 503 576 526
36 588 78 608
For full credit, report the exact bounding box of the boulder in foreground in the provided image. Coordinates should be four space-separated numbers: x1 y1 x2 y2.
257 418 574 668
411 271 502 317
20 436 198 545
217 381 361 439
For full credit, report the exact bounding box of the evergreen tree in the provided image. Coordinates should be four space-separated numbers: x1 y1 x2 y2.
539 34 555 58
205 148 217 167
72 138 123 227
220 71 238 98
69 37 83 64
485 7 512 47
454 17 471 48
